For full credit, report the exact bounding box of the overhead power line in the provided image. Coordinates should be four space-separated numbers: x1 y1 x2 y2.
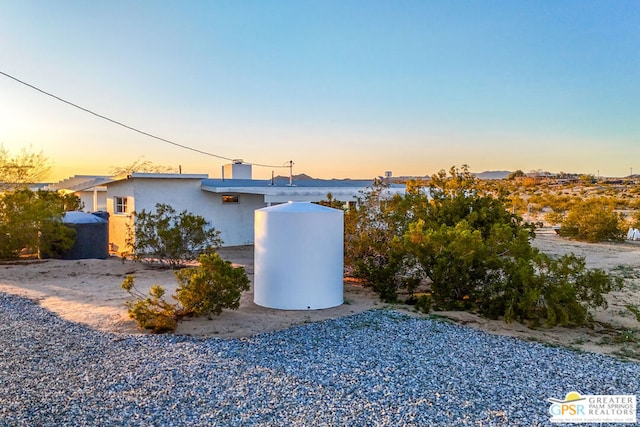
0 70 289 169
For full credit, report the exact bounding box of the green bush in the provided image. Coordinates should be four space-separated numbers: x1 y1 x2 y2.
414 293 432 314
344 180 420 302
126 203 222 267
175 253 250 318
406 220 486 308
121 277 177 333
482 253 622 326
559 199 624 242
0 189 78 259
122 253 250 332
344 165 625 327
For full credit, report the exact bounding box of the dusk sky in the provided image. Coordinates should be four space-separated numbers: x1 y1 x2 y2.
1 1 638 181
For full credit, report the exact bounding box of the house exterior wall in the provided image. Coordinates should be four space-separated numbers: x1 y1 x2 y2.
106 180 136 254
106 177 267 253
76 191 95 212
76 188 107 212
208 192 266 245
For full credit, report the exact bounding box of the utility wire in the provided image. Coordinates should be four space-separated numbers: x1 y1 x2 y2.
0 70 289 169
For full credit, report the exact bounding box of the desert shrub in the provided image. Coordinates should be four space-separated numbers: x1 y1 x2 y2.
0 189 78 259
405 220 486 308
559 199 624 242
629 197 640 209
345 165 625 327
174 253 250 318
406 292 432 313
126 203 222 267
531 193 573 217
507 194 528 216
414 293 432 313
482 253 622 326
344 180 424 302
121 277 177 333
122 253 250 332
544 210 565 226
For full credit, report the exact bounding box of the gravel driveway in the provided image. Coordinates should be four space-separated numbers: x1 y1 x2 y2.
1 292 638 426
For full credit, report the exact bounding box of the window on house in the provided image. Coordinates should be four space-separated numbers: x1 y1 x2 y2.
114 196 128 213
222 195 239 204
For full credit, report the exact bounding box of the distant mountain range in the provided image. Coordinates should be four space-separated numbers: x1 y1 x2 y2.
275 171 640 181
277 171 514 181
270 170 638 182
273 173 315 181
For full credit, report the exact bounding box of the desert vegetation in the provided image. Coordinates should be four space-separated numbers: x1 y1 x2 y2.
0 146 83 259
343 166 628 328
0 189 82 259
122 253 250 333
124 203 222 267
122 203 249 332
497 172 640 240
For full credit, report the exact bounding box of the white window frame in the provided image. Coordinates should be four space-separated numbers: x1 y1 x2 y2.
114 196 128 214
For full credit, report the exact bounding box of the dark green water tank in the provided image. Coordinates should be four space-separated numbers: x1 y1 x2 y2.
61 211 109 260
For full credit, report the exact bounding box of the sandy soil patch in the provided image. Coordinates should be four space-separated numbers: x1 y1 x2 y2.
1 232 639 359
0 246 383 337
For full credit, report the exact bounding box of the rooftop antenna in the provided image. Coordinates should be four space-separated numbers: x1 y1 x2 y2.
288 160 294 186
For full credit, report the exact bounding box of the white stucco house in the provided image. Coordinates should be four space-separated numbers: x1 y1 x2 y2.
52 163 406 253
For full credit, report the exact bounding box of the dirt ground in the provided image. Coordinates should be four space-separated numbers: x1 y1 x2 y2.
0 246 384 338
1 230 639 360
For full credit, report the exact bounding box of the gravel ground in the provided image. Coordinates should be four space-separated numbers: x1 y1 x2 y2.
1 292 638 426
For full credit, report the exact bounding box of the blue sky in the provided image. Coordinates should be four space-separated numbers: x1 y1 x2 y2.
1 0 638 180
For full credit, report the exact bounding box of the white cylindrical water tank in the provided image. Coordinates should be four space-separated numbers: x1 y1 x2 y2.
254 201 344 310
